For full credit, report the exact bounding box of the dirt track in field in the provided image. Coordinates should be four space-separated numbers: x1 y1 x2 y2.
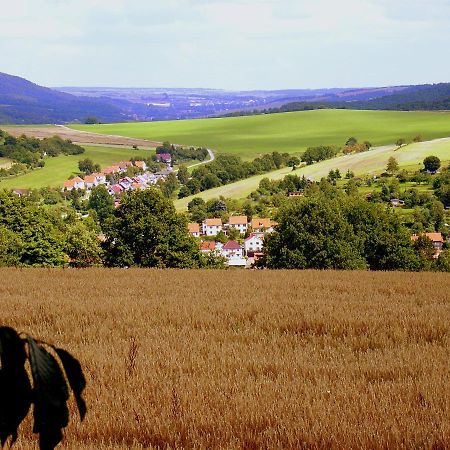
2 125 160 148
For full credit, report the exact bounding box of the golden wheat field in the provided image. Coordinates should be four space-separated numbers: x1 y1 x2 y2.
2 268 450 449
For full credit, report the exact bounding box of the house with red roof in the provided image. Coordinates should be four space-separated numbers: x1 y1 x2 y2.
107 184 124 196
227 216 248 234
411 232 445 251
202 218 223 236
221 240 244 259
63 176 85 191
156 153 172 163
134 160 147 171
251 218 276 233
188 223 201 238
103 165 121 175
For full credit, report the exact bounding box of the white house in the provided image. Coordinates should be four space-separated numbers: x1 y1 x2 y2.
95 173 107 185
63 176 85 191
202 218 223 236
251 218 276 233
227 216 248 234
244 234 264 255
221 240 244 259
188 223 201 238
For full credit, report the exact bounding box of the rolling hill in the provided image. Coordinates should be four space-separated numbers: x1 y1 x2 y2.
71 109 450 159
174 137 450 209
0 72 131 124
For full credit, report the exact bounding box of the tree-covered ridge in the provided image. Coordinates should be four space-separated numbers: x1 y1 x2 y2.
222 83 450 117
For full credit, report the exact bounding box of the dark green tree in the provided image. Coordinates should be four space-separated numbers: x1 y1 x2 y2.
423 155 441 173
177 165 190 185
88 185 114 225
103 189 201 268
78 159 100 175
264 197 366 269
0 226 23 267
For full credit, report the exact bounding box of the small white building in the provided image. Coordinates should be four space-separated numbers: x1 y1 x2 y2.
221 240 244 259
244 234 264 255
63 176 85 191
227 216 248 234
202 218 223 236
188 223 201 238
251 218 276 233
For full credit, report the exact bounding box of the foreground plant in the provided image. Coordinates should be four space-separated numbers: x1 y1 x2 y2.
0 326 86 450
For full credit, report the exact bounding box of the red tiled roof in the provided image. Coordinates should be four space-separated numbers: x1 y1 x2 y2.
84 175 96 183
63 179 75 187
204 218 222 226
245 233 263 242
412 232 444 243
222 240 241 250
251 218 272 229
229 215 248 225
188 223 200 233
200 241 216 251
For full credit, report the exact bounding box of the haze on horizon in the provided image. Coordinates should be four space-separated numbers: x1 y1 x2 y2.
0 0 449 91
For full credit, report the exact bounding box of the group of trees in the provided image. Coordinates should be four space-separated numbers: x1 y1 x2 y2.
155 141 208 163
178 152 293 198
262 194 450 271
0 191 101 267
0 130 84 174
301 145 340 165
0 188 222 269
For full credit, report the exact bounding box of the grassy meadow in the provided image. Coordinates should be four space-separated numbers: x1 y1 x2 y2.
0 145 153 189
174 138 450 209
71 109 450 159
2 268 450 449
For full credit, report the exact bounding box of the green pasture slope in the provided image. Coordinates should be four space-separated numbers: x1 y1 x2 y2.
174 137 450 209
0 145 154 189
71 110 450 159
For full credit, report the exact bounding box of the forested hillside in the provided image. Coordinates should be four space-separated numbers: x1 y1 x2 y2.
0 72 129 124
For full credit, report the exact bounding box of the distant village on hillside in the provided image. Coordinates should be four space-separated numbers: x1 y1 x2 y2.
62 153 173 198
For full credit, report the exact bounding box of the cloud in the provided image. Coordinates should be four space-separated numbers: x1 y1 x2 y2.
0 0 449 89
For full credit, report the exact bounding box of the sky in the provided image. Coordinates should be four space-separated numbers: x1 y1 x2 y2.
0 0 449 90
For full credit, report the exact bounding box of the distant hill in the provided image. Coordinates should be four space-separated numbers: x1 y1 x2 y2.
264 84 450 116
0 72 131 124
2 71 450 124
221 83 450 118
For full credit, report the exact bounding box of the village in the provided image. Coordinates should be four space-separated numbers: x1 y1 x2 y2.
188 216 277 268
61 153 173 197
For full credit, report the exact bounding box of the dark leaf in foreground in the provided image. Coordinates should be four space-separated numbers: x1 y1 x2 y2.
54 348 87 420
0 326 32 447
27 338 69 450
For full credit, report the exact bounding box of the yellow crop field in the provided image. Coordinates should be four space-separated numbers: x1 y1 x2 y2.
2 268 450 449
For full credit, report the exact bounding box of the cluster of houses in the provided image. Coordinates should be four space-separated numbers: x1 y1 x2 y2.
188 217 277 267
62 160 172 196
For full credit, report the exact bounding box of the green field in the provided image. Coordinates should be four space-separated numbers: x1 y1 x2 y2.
174 138 450 209
0 145 154 189
71 110 450 159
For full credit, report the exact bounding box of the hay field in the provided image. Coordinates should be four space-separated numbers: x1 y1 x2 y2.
70 109 450 159
2 268 450 449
